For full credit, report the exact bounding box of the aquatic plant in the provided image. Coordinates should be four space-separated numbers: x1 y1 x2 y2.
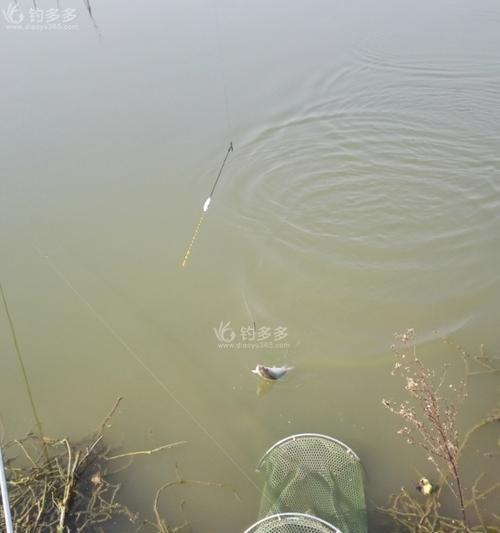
381 329 499 532
0 397 239 532
0 398 185 532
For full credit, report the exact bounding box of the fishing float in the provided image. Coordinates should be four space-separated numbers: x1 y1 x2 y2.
181 141 233 267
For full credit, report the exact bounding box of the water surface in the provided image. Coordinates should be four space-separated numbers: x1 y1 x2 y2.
1 0 499 530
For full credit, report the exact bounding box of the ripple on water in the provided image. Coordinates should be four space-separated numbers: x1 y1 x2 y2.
223 50 500 295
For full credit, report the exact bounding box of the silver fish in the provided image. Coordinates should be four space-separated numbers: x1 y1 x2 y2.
251 364 294 381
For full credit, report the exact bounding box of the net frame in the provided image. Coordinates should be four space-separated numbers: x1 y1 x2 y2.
255 433 367 533
243 512 343 533
258 434 360 470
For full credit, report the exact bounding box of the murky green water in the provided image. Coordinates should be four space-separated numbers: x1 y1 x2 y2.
1 0 499 531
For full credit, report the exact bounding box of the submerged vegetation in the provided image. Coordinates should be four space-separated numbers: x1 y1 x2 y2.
0 397 236 532
2 272 498 531
381 330 499 532
1 279 240 532
0 398 187 532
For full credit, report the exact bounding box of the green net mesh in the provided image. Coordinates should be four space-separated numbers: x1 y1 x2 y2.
254 434 367 533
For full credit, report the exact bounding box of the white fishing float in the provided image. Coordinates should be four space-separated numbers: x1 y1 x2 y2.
181 142 233 267
203 196 211 212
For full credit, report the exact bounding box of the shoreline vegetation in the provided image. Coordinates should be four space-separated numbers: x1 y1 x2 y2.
0 397 239 532
0 282 238 531
380 330 499 532
0 397 185 531
2 277 498 531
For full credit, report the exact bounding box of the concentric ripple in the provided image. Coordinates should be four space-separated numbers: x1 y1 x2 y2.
222 49 500 294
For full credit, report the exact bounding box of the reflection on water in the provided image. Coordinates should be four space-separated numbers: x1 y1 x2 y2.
1 0 499 531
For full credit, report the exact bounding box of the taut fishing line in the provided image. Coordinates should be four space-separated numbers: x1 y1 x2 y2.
34 246 268 503
28 1 266 516
181 0 235 268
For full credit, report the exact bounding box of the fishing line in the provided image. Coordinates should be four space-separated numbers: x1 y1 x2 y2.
34 245 267 501
0 281 48 462
241 288 257 333
181 0 236 268
181 141 233 268
211 0 233 141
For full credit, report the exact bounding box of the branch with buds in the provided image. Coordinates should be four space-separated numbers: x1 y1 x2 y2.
381 329 499 531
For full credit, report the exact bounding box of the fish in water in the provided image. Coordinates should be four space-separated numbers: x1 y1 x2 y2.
251 365 294 381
